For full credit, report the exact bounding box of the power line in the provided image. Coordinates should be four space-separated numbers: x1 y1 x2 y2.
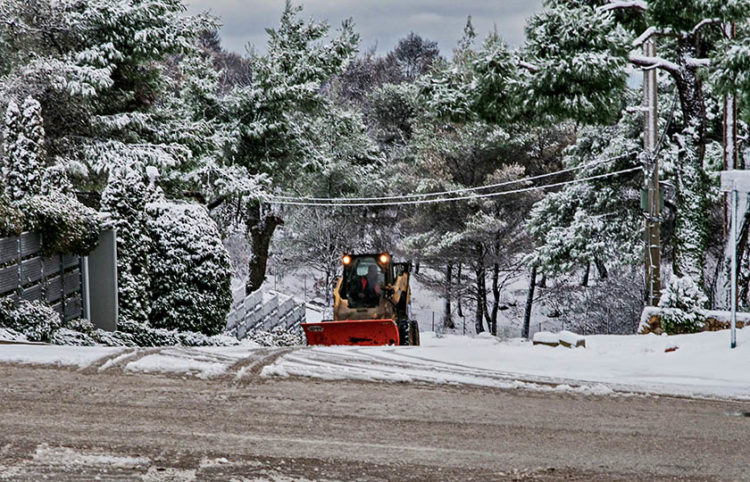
270 151 639 203
268 166 641 208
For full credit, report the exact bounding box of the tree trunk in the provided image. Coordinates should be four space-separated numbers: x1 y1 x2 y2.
522 265 537 339
456 263 464 318
671 40 709 292
489 262 500 335
324 270 331 307
246 210 284 295
443 263 454 329
581 262 590 287
595 258 608 280
474 264 485 334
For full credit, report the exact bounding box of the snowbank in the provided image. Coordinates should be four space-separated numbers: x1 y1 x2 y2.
263 329 750 399
0 345 124 368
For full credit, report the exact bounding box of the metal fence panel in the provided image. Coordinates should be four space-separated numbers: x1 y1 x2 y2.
20 257 42 285
0 232 84 323
19 232 41 257
20 284 43 302
0 237 16 265
0 265 17 295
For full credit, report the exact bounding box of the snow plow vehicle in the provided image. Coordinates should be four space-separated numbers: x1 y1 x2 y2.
302 253 420 346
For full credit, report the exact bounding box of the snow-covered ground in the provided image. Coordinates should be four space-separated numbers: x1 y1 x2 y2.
263 330 750 399
1 329 748 399
0 345 126 368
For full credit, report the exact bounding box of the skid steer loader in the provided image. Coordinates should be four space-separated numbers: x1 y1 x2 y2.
302 253 420 346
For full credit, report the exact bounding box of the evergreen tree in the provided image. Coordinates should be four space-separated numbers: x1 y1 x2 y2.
528 102 643 276
146 200 232 336
100 165 151 325
2 97 45 200
0 0 217 188
522 0 750 294
226 1 360 294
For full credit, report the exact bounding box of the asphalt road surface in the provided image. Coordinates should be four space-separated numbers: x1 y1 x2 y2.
0 358 749 481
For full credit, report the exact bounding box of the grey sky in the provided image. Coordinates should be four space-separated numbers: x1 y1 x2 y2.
184 0 544 56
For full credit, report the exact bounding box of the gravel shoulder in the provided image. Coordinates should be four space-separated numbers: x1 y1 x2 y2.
0 362 748 481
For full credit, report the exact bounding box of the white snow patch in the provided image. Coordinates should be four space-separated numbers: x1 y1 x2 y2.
558 330 585 347
32 444 149 468
0 327 27 342
125 352 229 379
0 345 125 368
532 331 559 344
97 349 138 372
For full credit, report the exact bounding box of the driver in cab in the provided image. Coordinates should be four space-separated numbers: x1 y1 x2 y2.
358 264 382 300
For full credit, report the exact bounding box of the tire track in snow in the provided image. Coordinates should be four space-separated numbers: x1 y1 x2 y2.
81 347 160 374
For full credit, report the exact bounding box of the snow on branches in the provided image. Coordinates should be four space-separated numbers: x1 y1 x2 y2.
146 200 232 336
2 97 45 201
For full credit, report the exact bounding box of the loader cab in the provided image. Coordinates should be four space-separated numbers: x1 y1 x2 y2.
340 254 393 308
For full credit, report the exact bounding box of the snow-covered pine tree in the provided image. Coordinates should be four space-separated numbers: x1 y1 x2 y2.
659 275 708 334
527 102 643 277
523 0 750 295
146 200 232 336
408 22 554 335
226 1 360 294
100 165 151 325
0 0 217 189
2 97 45 201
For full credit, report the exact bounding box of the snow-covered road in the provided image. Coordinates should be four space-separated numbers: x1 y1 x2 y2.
1 329 748 399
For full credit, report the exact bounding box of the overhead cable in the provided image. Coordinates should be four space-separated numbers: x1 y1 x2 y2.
270 150 639 203
268 166 642 208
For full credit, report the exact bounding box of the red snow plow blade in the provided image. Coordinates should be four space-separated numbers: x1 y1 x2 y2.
302 319 400 346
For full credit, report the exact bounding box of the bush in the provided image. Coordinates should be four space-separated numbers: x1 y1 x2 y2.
18 193 101 256
49 328 98 346
0 299 63 342
117 319 239 347
245 327 305 347
658 276 707 334
146 201 232 336
0 196 24 237
100 165 151 324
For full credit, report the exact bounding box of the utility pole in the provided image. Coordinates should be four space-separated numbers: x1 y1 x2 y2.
723 21 739 241
643 37 661 306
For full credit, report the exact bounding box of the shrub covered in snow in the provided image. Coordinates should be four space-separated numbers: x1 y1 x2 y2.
146 200 232 336
2 97 45 201
0 195 24 237
245 327 305 347
18 193 101 256
117 319 239 347
658 276 708 334
101 165 152 325
0 298 63 342
40 164 74 196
